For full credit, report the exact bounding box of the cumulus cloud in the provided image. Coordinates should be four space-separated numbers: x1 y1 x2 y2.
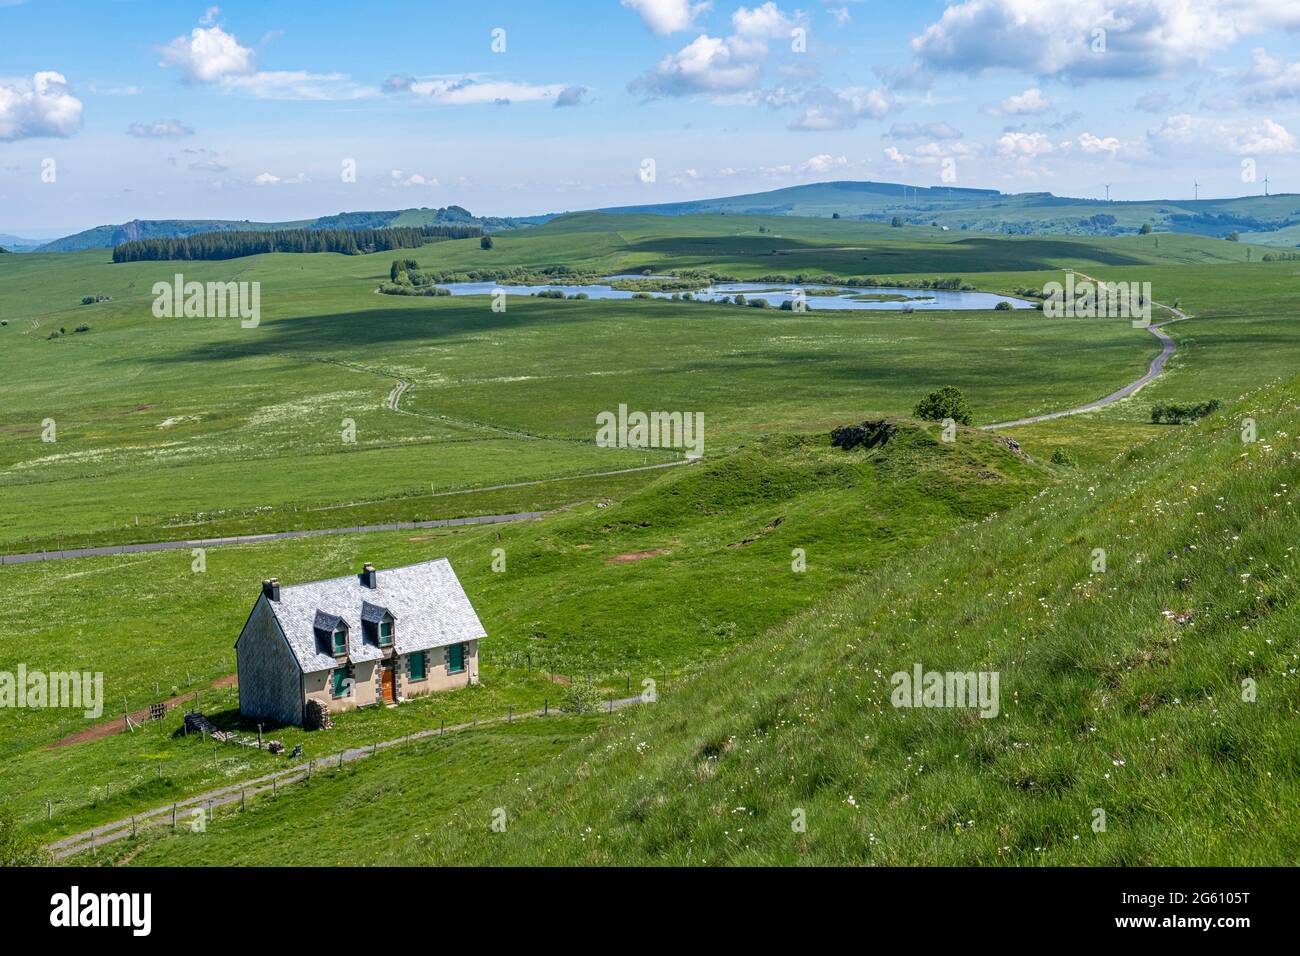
0 72 84 140
1148 113 1297 155
800 153 849 173
554 85 590 107
159 24 256 83
159 17 370 100
254 172 280 185
996 130 1054 158
1077 132 1121 154
390 169 438 187
127 118 193 138
621 0 711 34
1241 48 1300 102
629 4 800 97
912 0 1300 81
994 87 1052 114
789 86 889 130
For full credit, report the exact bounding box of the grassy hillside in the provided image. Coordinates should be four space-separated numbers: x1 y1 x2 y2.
77 377 1300 866
33 206 547 253
398 377 1300 865
3 422 1050 841
599 179 1300 242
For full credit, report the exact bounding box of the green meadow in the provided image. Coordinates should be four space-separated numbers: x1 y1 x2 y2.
2 211 1299 865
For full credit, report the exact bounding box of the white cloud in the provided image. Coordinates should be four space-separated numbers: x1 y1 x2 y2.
800 153 848 173
1241 48 1300 102
630 4 799 97
403 76 567 105
159 25 255 83
996 131 1054 158
219 71 373 100
828 6 850 27
621 0 711 34
913 0 1300 81
790 86 889 130
254 172 280 185
634 34 764 95
995 88 1052 115
390 169 438 187
127 118 193 138
1148 113 1297 155
0 72 84 140
1077 132 1120 154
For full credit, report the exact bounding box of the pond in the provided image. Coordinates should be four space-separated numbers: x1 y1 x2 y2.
433 279 1035 310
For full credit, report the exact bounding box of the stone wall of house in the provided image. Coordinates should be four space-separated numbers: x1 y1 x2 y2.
236 597 305 727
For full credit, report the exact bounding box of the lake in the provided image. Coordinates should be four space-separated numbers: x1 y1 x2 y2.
434 279 1036 311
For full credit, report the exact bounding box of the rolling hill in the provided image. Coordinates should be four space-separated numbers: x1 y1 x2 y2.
31 206 551 253
598 180 1300 243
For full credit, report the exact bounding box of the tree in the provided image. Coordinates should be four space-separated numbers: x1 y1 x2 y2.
1139 223 1153 235
480 235 494 250
994 300 1013 310
1226 231 1240 242
914 385 973 425
831 212 841 219
890 216 904 228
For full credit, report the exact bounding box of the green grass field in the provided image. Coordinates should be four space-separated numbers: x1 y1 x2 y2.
3 211 1299 866
1 213 1282 553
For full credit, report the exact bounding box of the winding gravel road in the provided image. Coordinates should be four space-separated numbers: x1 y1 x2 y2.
981 274 1188 431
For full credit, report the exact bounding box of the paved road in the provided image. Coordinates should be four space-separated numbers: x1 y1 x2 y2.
981 275 1188 431
49 695 645 860
1 459 697 565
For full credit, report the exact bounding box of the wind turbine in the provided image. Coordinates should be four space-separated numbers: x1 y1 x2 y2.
1193 180 1199 201
1103 183 1112 202
1264 175 1270 197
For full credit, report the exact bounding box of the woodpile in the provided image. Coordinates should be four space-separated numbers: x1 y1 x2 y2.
267 740 285 754
304 699 334 731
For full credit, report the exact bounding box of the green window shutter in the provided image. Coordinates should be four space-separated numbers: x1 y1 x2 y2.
332 669 347 697
379 621 392 645
333 628 346 654
409 652 425 681
448 643 465 673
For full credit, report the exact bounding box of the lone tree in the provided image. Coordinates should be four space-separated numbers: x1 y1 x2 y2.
890 216 904 228
480 235 494 250
914 385 973 425
1139 223 1153 235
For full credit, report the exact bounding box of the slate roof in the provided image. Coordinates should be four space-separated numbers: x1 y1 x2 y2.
265 559 486 674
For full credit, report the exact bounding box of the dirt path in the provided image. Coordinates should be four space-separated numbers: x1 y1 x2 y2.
49 674 238 749
49 695 645 860
981 273 1188 431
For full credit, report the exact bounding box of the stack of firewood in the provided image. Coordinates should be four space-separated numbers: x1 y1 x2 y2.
304 699 334 730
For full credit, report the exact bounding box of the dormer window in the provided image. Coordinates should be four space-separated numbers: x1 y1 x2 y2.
379 621 393 646
332 626 347 655
361 601 395 648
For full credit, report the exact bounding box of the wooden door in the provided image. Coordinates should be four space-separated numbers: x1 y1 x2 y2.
381 665 395 703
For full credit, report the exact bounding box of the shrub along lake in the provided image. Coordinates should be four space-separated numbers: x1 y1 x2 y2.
435 279 1036 311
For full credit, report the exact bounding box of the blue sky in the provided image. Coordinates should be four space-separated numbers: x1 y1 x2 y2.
2 0 1299 234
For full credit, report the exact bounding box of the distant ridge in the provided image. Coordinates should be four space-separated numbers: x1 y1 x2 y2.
19 179 1300 252
33 206 553 253
593 179 1300 244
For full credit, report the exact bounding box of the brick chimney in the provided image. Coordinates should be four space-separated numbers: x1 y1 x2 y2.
262 577 280 601
361 563 377 589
